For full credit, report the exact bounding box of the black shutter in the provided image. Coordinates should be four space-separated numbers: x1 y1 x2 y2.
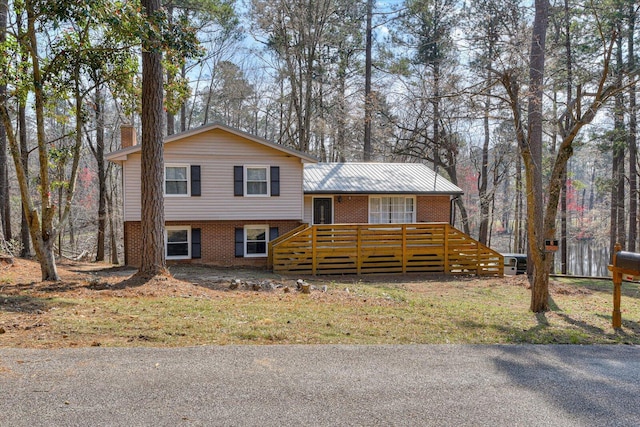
270 166 280 196
191 228 201 259
234 166 243 196
191 165 201 196
235 228 244 257
269 227 279 241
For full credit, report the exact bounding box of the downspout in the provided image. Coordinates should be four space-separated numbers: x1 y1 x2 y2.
449 196 458 226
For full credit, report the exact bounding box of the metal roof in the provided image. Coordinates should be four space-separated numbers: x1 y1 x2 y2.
304 163 464 195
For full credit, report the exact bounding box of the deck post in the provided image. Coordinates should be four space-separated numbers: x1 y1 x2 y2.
402 225 407 274
357 225 362 275
444 224 450 274
312 226 317 275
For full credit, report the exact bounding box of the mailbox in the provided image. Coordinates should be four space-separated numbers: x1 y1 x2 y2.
614 251 640 271
609 246 640 329
545 240 559 252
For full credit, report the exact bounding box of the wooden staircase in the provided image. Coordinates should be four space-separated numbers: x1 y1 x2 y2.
269 223 503 276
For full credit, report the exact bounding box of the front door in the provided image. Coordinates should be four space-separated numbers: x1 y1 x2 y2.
313 198 333 224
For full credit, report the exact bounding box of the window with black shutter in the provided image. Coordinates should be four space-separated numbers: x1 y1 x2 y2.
191 228 201 259
191 166 201 196
269 227 279 241
235 165 281 197
234 166 243 196
235 228 244 257
270 167 280 196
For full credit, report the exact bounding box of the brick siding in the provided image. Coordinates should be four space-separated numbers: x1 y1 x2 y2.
334 196 369 223
123 195 452 267
333 194 451 223
124 220 302 267
416 195 451 222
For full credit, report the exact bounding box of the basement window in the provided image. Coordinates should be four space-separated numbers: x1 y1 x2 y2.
166 226 191 259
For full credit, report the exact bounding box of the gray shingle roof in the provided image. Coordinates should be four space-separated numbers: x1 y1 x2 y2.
304 163 463 195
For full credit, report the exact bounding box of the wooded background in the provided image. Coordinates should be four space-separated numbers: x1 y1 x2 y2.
0 0 637 278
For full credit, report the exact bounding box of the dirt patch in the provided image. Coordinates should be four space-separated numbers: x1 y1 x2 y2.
1 258 315 299
549 280 593 296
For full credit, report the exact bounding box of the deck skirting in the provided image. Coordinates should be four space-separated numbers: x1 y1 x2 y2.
269 223 503 276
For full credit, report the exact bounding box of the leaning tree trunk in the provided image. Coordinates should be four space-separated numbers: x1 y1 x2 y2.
25 0 59 281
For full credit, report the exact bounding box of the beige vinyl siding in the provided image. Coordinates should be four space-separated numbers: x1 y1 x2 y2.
303 195 313 224
122 129 305 222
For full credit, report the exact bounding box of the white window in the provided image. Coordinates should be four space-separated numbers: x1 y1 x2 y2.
166 226 191 259
245 225 269 257
165 165 190 196
245 166 269 196
369 196 415 224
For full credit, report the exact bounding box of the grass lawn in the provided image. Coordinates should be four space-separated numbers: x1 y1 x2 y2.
1 259 639 348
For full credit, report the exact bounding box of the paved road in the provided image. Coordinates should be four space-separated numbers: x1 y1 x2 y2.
1 345 639 426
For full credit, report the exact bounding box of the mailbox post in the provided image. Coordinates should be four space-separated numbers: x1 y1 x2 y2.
610 244 622 329
608 243 640 329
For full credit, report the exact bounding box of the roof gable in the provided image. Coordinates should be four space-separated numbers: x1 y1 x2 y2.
106 123 318 164
304 163 463 195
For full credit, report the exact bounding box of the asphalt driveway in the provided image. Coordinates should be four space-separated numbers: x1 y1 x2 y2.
1 344 639 426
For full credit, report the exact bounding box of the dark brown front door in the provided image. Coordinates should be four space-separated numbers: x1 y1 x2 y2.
313 198 333 224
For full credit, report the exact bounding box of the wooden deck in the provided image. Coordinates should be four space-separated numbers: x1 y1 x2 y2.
269 223 503 276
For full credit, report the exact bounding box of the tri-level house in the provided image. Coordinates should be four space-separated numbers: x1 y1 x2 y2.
107 123 502 275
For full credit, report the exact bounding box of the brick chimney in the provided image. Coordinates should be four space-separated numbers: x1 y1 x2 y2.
120 124 137 148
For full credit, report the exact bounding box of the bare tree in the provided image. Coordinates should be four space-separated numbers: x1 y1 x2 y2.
251 0 334 152
501 1 618 312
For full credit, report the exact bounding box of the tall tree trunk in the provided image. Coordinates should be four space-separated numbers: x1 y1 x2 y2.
443 161 470 235
336 55 347 162
363 0 373 161
107 189 119 265
14 10 30 257
455 198 470 233
527 0 550 312
561 169 567 274
433 61 441 174
165 5 175 136
561 0 572 274
180 63 187 132
166 111 175 136
0 0 10 243
610 149 618 256
478 72 491 245
18 103 30 257
628 2 637 251
611 31 626 254
139 0 168 276
95 87 106 262
514 152 523 253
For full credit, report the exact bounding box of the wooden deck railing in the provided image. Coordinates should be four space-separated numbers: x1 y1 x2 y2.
271 223 503 276
267 223 310 269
